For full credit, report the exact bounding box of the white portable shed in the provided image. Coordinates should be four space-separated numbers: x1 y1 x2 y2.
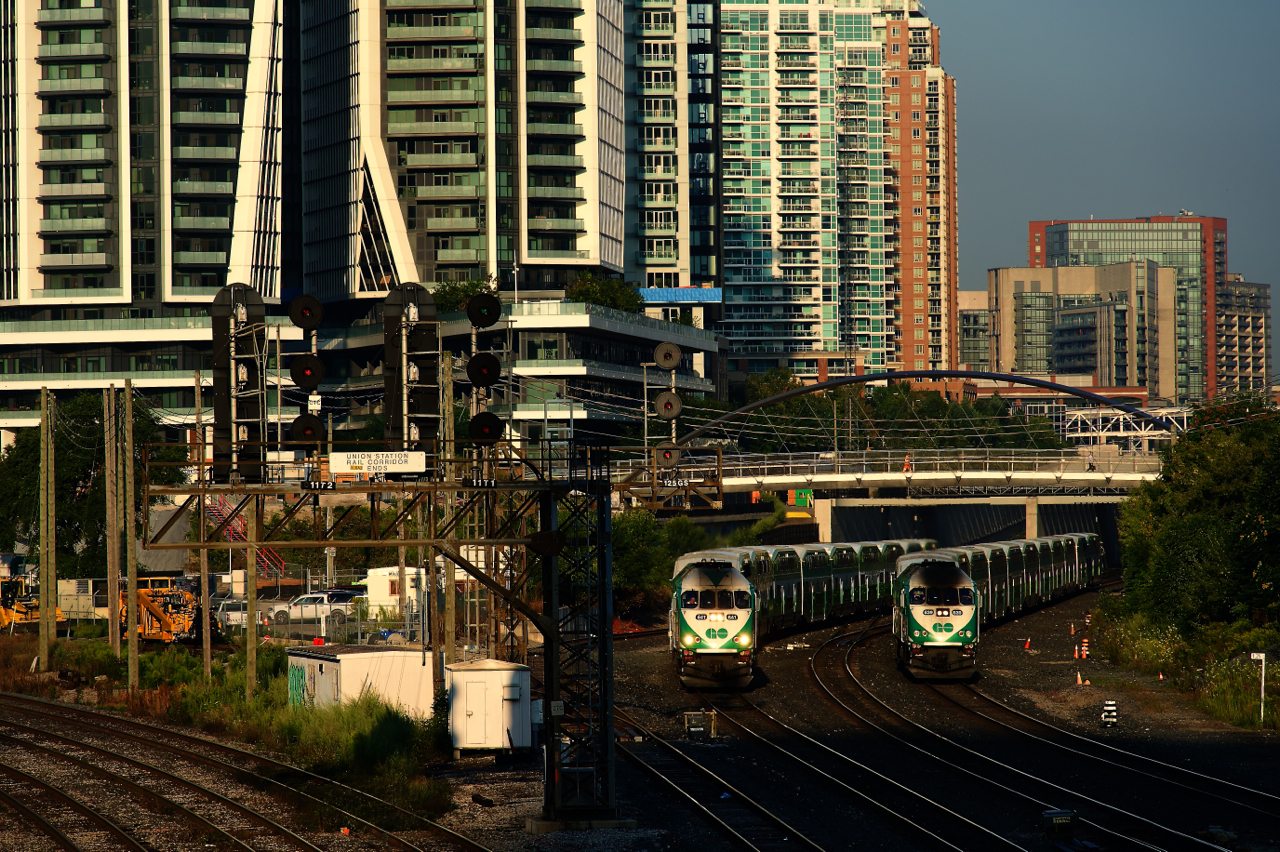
287 646 435 717
445 659 532 751
361 566 428 614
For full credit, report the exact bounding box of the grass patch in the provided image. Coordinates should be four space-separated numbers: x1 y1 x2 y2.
0 635 456 818
1093 597 1280 729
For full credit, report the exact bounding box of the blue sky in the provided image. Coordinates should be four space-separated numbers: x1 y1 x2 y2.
927 0 1279 364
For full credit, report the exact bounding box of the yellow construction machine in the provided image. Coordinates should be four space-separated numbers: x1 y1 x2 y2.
122 576 201 642
0 577 65 632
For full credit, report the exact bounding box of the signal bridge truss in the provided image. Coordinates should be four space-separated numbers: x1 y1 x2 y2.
144 438 620 822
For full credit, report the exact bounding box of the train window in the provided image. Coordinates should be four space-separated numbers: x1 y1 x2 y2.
681 591 699 608
925 587 959 605
909 588 926 605
958 589 974 606
734 590 751 609
699 590 716 609
717 590 734 609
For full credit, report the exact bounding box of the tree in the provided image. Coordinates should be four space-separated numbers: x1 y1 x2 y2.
0 392 186 579
565 270 644 313
431 274 497 314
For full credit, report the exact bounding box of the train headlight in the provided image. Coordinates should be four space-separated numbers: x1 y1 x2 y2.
912 629 921 637
735 634 751 647
683 634 695 646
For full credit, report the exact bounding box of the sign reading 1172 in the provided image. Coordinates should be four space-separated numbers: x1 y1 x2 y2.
330 451 427 474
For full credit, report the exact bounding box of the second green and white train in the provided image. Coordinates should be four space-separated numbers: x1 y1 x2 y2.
670 533 1103 687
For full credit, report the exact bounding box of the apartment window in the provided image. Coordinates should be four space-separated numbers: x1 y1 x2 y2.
132 238 155 265
890 43 899 54
913 237 923 246
913 222 922 232
914 345 924 355
911 76 920 87
912 160 922 169
913 268 923 278
912 206 922 216
889 94 899 105
915 359 926 369
890 25 899 36
911 110 921 121
647 272 678 287
891 111 900 121
911 93 920 105
914 329 924 339
912 191 922 201
888 76 899 86
911 128 920 139
912 252 922 262
912 175 922 186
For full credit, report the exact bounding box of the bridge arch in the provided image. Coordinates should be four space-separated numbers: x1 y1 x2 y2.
677 370 1179 446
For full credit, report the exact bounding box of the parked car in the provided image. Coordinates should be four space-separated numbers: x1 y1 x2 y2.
213 598 249 633
268 590 363 626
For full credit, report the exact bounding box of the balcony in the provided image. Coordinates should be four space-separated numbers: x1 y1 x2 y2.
527 218 585 231
37 7 108 23
636 222 676 234
38 147 108 163
436 248 485 262
386 0 478 6
635 53 676 67
527 122 583 136
527 249 589 259
635 249 677 264
776 59 814 69
388 57 477 71
525 59 582 73
633 22 674 36
527 185 585 199
775 38 814 51
636 135 676 149
38 218 109 233
170 4 252 21
634 109 675 123
777 147 815 158
172 76 245 91
38 112 110 130
172 180 235 194
39 253 110 269
173 146 238 160
37 77 109 95
387 120 479 134
524 0 583 8
387 88 478 103
173 111 240 125
37 43 109 59
777 112 817 123
400 184 481 199
639 0 673 6
527 90 584 105
528 153 583 168
636 165 675 179
173 251 228 264
39 182 108 198
638 192 676 206
778 182 819 195
171 41 248 56
386 25 479 39
173 216 231 229
403 152 477 167
526 27 582 40
636 81 676 95
423 217 478 230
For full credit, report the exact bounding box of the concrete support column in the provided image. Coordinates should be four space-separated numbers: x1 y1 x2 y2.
814 498 832 543
1025 496 1039 539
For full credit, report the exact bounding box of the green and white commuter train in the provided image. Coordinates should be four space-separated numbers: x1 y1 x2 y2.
669 538 938 688
891 532 1103 678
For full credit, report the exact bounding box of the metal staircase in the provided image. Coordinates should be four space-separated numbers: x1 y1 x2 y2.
205 496 287 579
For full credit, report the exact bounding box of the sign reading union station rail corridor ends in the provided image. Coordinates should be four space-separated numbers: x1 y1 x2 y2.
330 451 427 474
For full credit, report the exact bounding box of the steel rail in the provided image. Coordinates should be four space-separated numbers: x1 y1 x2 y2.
0 761 149 852
807 630 1167 851
960 684 1280 812
0 692 493 852
702 622 1023 852
0 728 255 852
0 773 83 852
838 643 1229 850
613 706 827 852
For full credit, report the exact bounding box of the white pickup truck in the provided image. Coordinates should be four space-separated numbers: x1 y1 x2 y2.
213 598 250 633
268 589 362 626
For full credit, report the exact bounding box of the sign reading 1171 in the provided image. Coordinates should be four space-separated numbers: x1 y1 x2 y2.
330 452 427 474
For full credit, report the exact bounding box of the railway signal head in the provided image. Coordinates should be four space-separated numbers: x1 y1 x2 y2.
288 294 324 331
469 411 505 442
654 391 682 421
289 353 325 391
467 352 502 388
467 292 502 328
654 342 682 371
656 441 680 469
288 413 326 446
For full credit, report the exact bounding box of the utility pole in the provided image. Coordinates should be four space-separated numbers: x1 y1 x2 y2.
125 379 138 690
104 386 120 655
398 496 407 628
416 501 426 648
196 371 211 679
442 353 455 664
246 495 258 700
325 504 334 586
38 388 50 671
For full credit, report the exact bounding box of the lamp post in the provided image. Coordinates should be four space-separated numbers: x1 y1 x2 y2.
1252 652 1267 725
641 361 657 449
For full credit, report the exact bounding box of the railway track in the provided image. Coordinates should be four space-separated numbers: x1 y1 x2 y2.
818 629 1236 851
614 706 826 852
0 759 150 852
0 691 493 852
938 683 1280 821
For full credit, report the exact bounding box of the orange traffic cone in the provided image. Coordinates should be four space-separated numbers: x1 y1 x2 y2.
1159 672 1164 681
1076 671 1082 685
1025 638 1032 650
1071 623 1075 636
1074 645 1079 659
1084 680 1091 686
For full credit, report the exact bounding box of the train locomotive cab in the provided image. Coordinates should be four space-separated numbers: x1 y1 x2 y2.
893 553 979 679
671 555 757 689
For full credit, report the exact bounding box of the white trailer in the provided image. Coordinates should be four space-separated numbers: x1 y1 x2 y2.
287 646 435 717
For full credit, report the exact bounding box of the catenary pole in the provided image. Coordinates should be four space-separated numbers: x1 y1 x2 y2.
196 371 211 679
104 386 120 655
125 379 138 690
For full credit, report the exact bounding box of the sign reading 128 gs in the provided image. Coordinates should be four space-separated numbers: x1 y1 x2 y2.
330 451 427 474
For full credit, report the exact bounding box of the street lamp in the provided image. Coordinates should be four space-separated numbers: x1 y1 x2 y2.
641 362 657 449
1252 652 1267 725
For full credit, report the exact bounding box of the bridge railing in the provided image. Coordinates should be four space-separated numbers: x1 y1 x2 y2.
613 448 1163 481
